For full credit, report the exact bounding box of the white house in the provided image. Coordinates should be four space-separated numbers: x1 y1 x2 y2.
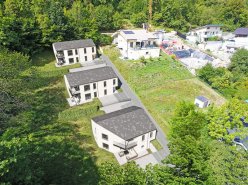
113 29 160 60
92 106 157 162
64 66 119 106
186 25 222 43
223 28 248 53
53 39 97 67
194 96 210 108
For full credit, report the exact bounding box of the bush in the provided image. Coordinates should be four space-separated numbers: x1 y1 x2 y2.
98 34 113 46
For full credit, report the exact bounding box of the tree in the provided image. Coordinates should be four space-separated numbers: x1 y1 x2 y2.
208 99 248 142
229 48 248 76
165 102 209 183
207 141 248 184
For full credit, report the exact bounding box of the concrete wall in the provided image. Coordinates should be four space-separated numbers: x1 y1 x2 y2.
92 120 157 154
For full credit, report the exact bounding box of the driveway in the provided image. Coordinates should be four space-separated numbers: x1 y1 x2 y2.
101 54 170 164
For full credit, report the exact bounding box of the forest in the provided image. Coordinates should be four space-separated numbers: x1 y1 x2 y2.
0 0 248 54
0 0 248 184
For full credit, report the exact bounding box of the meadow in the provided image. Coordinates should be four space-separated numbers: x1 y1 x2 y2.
103 46 226 134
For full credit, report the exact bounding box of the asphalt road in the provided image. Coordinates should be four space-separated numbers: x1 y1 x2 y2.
101 54 170 163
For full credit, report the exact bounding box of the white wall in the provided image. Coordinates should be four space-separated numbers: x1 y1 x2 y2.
117 34 160 59
194 99 210 108
92 120 157 154
127 48 160 60
65 77 118 104
53 45 96 67
188 26 222 43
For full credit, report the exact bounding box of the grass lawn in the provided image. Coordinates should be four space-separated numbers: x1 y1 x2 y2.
151 139 163 151
31 49 117 165
102 45 226 134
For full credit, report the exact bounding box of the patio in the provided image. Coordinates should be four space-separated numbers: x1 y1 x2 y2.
114 149 149 165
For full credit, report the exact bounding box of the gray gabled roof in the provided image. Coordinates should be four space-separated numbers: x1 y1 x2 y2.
65 66 118 87
92 106 157 141
234 28 248 36
53 39 95 51
196 96 209 102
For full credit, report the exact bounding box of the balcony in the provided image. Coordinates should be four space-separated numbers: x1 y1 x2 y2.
129 45 158 50
57 59 65 66
56 51 64 59
113 141 137 150
70 87 80 95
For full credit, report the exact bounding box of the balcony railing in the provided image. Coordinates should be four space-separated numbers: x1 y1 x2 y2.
129 45 158 50
113 141 137 150
70 87 80 95
56 52 64 59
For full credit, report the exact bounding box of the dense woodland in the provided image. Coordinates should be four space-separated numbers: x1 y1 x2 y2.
0 0 248 184
0 0 248 54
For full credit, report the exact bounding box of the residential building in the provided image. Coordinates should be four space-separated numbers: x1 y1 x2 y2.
113 29 160 60
92 106 157 161
186 25 222 43
64 66 119 106
194 96 210 108
53 39 97 67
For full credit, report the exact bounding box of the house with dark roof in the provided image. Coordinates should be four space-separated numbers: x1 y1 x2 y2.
64 66 119 106
234 28 248 37
194 96 210 108
186 24 222 43
91 106 157 162
52 39 96 67
113 29 160 60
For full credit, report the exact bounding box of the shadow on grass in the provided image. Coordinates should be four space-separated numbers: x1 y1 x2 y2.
31 49 55 66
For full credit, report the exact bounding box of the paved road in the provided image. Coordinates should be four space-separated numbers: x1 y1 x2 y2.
101 54 170 163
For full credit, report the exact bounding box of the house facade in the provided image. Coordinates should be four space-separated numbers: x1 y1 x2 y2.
92 106 157 161
64 66 119 105
113 30 160 60
222 28 248 53
194 96 210 108
186 25 222 43
53 39 97 67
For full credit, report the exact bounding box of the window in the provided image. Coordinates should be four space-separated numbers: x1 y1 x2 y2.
146 52 149 55
113 79 116 85
104 81 107 87
104 89 107 95
76 57 79 63
150 132 153 138
94 92 97 98
205 32 207 35
68 50 73 56
102 143 109 150
85 56 87 61
142 135 145 141
102 134 108 140
75 49 78 55
130 42 133 48
85 93 91 100
84 84 90 91
207 27 210 29
92 47 95 53
84 48 87 54
93 83 96 89
69 58 74 64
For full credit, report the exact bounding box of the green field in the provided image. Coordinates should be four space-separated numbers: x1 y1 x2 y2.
32 50 116 165
102 46 226 134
